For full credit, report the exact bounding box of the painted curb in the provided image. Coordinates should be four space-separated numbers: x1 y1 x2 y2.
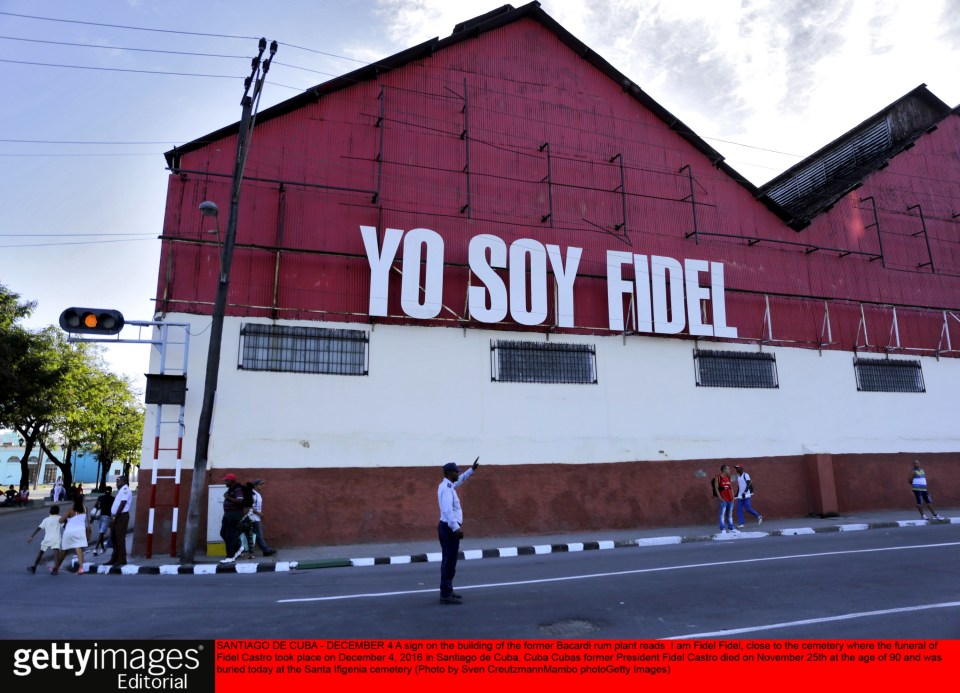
69 516 955 575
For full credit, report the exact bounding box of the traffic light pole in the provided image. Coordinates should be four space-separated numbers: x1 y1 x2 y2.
180 39 276 564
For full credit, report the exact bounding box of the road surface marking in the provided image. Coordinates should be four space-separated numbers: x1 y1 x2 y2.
278 540 960 604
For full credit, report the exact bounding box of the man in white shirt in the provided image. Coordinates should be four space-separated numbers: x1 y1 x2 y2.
250 479 277 557
437 457 480 604
734 464 762 528
104 475 132 566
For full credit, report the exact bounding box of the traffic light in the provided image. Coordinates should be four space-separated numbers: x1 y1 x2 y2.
58 307 125 335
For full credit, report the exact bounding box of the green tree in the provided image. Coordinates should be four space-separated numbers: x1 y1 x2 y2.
75 369 144 491
39 338 144 493
0 324 67 491
1 283 144 492
0 282 38 429
36 333 106 493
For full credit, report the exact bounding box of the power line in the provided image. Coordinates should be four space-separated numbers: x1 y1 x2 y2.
0 10 259 40
0 10 946 190
0 34 250 59
0 57 301 90
272 61 340 78
0 11 806 161
0 153 161 157
0 138 178 144
0 237 157 249
278 41 368 64
0 57 238 78
0 10 383 66
0 232 156 237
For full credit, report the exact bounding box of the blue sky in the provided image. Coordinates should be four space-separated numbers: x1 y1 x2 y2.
2 0 958 392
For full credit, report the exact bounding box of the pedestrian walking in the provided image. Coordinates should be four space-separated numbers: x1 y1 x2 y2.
103 475 131 567
51 477 65 502
249 479 277 557
52 495 91 575
27 505 62 573
235 482 257 559
712 464 737 535
909 460 944 520
91 486 113 555
437 457 480 604
734 463 762 527
219 473 245 560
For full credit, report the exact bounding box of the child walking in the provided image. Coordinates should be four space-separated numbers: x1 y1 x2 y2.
27 504 62 573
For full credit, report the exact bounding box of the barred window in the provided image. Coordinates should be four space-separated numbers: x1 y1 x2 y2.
491 340 597 384
854 357 924 393
239 324 368 375
694 349 778 388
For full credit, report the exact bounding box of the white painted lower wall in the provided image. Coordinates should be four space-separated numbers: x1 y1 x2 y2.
142 313 960 473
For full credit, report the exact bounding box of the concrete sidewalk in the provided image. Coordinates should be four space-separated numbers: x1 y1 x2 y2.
56 506 958 576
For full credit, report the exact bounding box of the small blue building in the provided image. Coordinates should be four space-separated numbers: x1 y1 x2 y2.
0 431 123 488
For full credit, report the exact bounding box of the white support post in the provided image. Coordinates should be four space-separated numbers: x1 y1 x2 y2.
819 301 833 352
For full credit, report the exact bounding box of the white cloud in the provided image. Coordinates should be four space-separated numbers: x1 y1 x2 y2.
3 0 957 388
374 0 958 183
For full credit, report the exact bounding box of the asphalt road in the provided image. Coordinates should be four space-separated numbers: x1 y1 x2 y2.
4 507 958 641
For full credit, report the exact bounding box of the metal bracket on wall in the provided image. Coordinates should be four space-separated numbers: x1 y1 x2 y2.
818 301 835 355
907 204 935 272
610 153 627 234
855 304 871 351
680 164 700 244
540 142 554 226
858 196 886 267
886 306 901 352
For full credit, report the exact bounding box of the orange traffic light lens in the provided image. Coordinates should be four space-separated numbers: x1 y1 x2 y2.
59 307 124 335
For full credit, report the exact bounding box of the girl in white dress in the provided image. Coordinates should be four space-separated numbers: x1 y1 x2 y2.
52 496 90 575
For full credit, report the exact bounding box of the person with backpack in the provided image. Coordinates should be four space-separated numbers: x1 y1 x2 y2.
711 464 737 535
734 464 762 527
909 460 944 520
220 478 260 563
218 473 246 561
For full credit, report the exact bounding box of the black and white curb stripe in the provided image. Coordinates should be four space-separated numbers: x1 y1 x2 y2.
72 561 301 575
71 516 954 574
312 516 957 568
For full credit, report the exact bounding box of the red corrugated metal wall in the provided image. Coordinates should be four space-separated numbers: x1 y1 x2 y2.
156 17 960 356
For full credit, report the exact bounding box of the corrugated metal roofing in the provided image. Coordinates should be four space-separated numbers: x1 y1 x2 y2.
759 85 952 229
155 2 960 360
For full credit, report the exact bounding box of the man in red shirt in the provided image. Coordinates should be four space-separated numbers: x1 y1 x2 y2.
712 465 737 535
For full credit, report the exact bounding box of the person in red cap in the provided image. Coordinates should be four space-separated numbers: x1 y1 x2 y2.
437 457 480 604
219 473 246 560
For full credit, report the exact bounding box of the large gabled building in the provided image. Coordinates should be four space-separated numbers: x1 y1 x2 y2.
137 2 960 555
